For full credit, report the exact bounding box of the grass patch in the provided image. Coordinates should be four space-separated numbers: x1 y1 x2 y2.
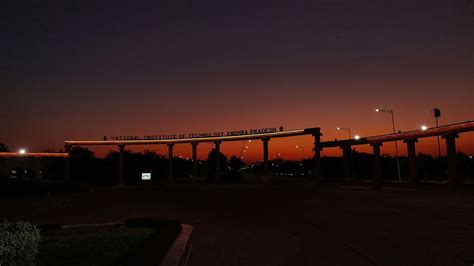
36 225 156 266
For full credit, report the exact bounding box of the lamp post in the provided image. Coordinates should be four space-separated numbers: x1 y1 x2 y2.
336 127 352 139
375 108 401 182
296 145 305 160
432 108 442 157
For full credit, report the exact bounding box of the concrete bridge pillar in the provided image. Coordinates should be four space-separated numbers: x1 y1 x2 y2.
443 133 459 185
371 142 383 187
64 145 71 182
404 138 418 184
191 142 198 180
262 138 270 176
118 144 125 187
168 144 174 183
340 144 352 181
214 141 221 183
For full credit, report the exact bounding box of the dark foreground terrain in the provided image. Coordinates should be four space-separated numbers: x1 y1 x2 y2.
1 180 474 265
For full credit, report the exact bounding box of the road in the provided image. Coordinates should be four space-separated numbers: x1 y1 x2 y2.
1 181 474 265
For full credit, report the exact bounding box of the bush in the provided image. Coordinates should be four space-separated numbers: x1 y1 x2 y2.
0 220 41 266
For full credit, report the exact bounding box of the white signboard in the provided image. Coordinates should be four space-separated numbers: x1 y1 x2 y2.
141 173 151 180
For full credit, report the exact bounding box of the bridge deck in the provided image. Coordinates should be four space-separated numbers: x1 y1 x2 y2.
64 121 473 147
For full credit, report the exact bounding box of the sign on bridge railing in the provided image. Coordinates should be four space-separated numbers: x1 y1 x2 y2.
104 127 283 141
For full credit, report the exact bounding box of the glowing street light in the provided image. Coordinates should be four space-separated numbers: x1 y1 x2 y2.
336 127 351 139
296 145 305 160
375 107 401 182
272 152 282 160
19 149 26 154
354 135 360 140
239 140 252 159
421 125 428 131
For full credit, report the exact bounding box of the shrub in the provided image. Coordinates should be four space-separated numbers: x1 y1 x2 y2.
0 220 41 266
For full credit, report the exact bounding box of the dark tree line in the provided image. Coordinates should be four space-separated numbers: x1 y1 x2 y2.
241 150 474 182
0 143 9 152
205 148 246 182
1 143 473 184
67 147 247 185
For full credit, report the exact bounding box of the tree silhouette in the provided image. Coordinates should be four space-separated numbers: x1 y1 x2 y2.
206 148 228 181
70 147 96 183
229 156 245 178
71 146 95 160
0 143 9 152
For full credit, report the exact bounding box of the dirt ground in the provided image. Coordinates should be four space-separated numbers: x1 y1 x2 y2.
1 180 474 265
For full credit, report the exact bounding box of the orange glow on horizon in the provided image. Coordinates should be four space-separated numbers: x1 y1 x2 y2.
82 130 474 162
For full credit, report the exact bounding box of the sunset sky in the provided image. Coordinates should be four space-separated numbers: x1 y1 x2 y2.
1 1 473 161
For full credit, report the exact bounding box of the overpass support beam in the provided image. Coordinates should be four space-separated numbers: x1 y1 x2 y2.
168 144 174 183
340 144 352 181
311 128 322 183
192 142 198 180
214 141 221 183
262 138 270 176
64 145 71 182
118 144 125 187
371 142 383 187
443 133 459 185
404 138 418 184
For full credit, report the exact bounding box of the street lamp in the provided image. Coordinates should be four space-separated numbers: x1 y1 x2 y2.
375 108 401 182
272 152 282 160
337 127 351 139
354 135 360 140
421 125 428 131
296 145 305 160
19 149 26 154
239 140 251 159
432 108 441 157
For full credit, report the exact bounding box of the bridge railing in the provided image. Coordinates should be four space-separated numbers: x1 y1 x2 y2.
64 128 321 186
319 121 474 185
62 121 474 187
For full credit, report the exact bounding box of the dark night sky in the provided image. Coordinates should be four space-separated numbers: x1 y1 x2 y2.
1 0 473 160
